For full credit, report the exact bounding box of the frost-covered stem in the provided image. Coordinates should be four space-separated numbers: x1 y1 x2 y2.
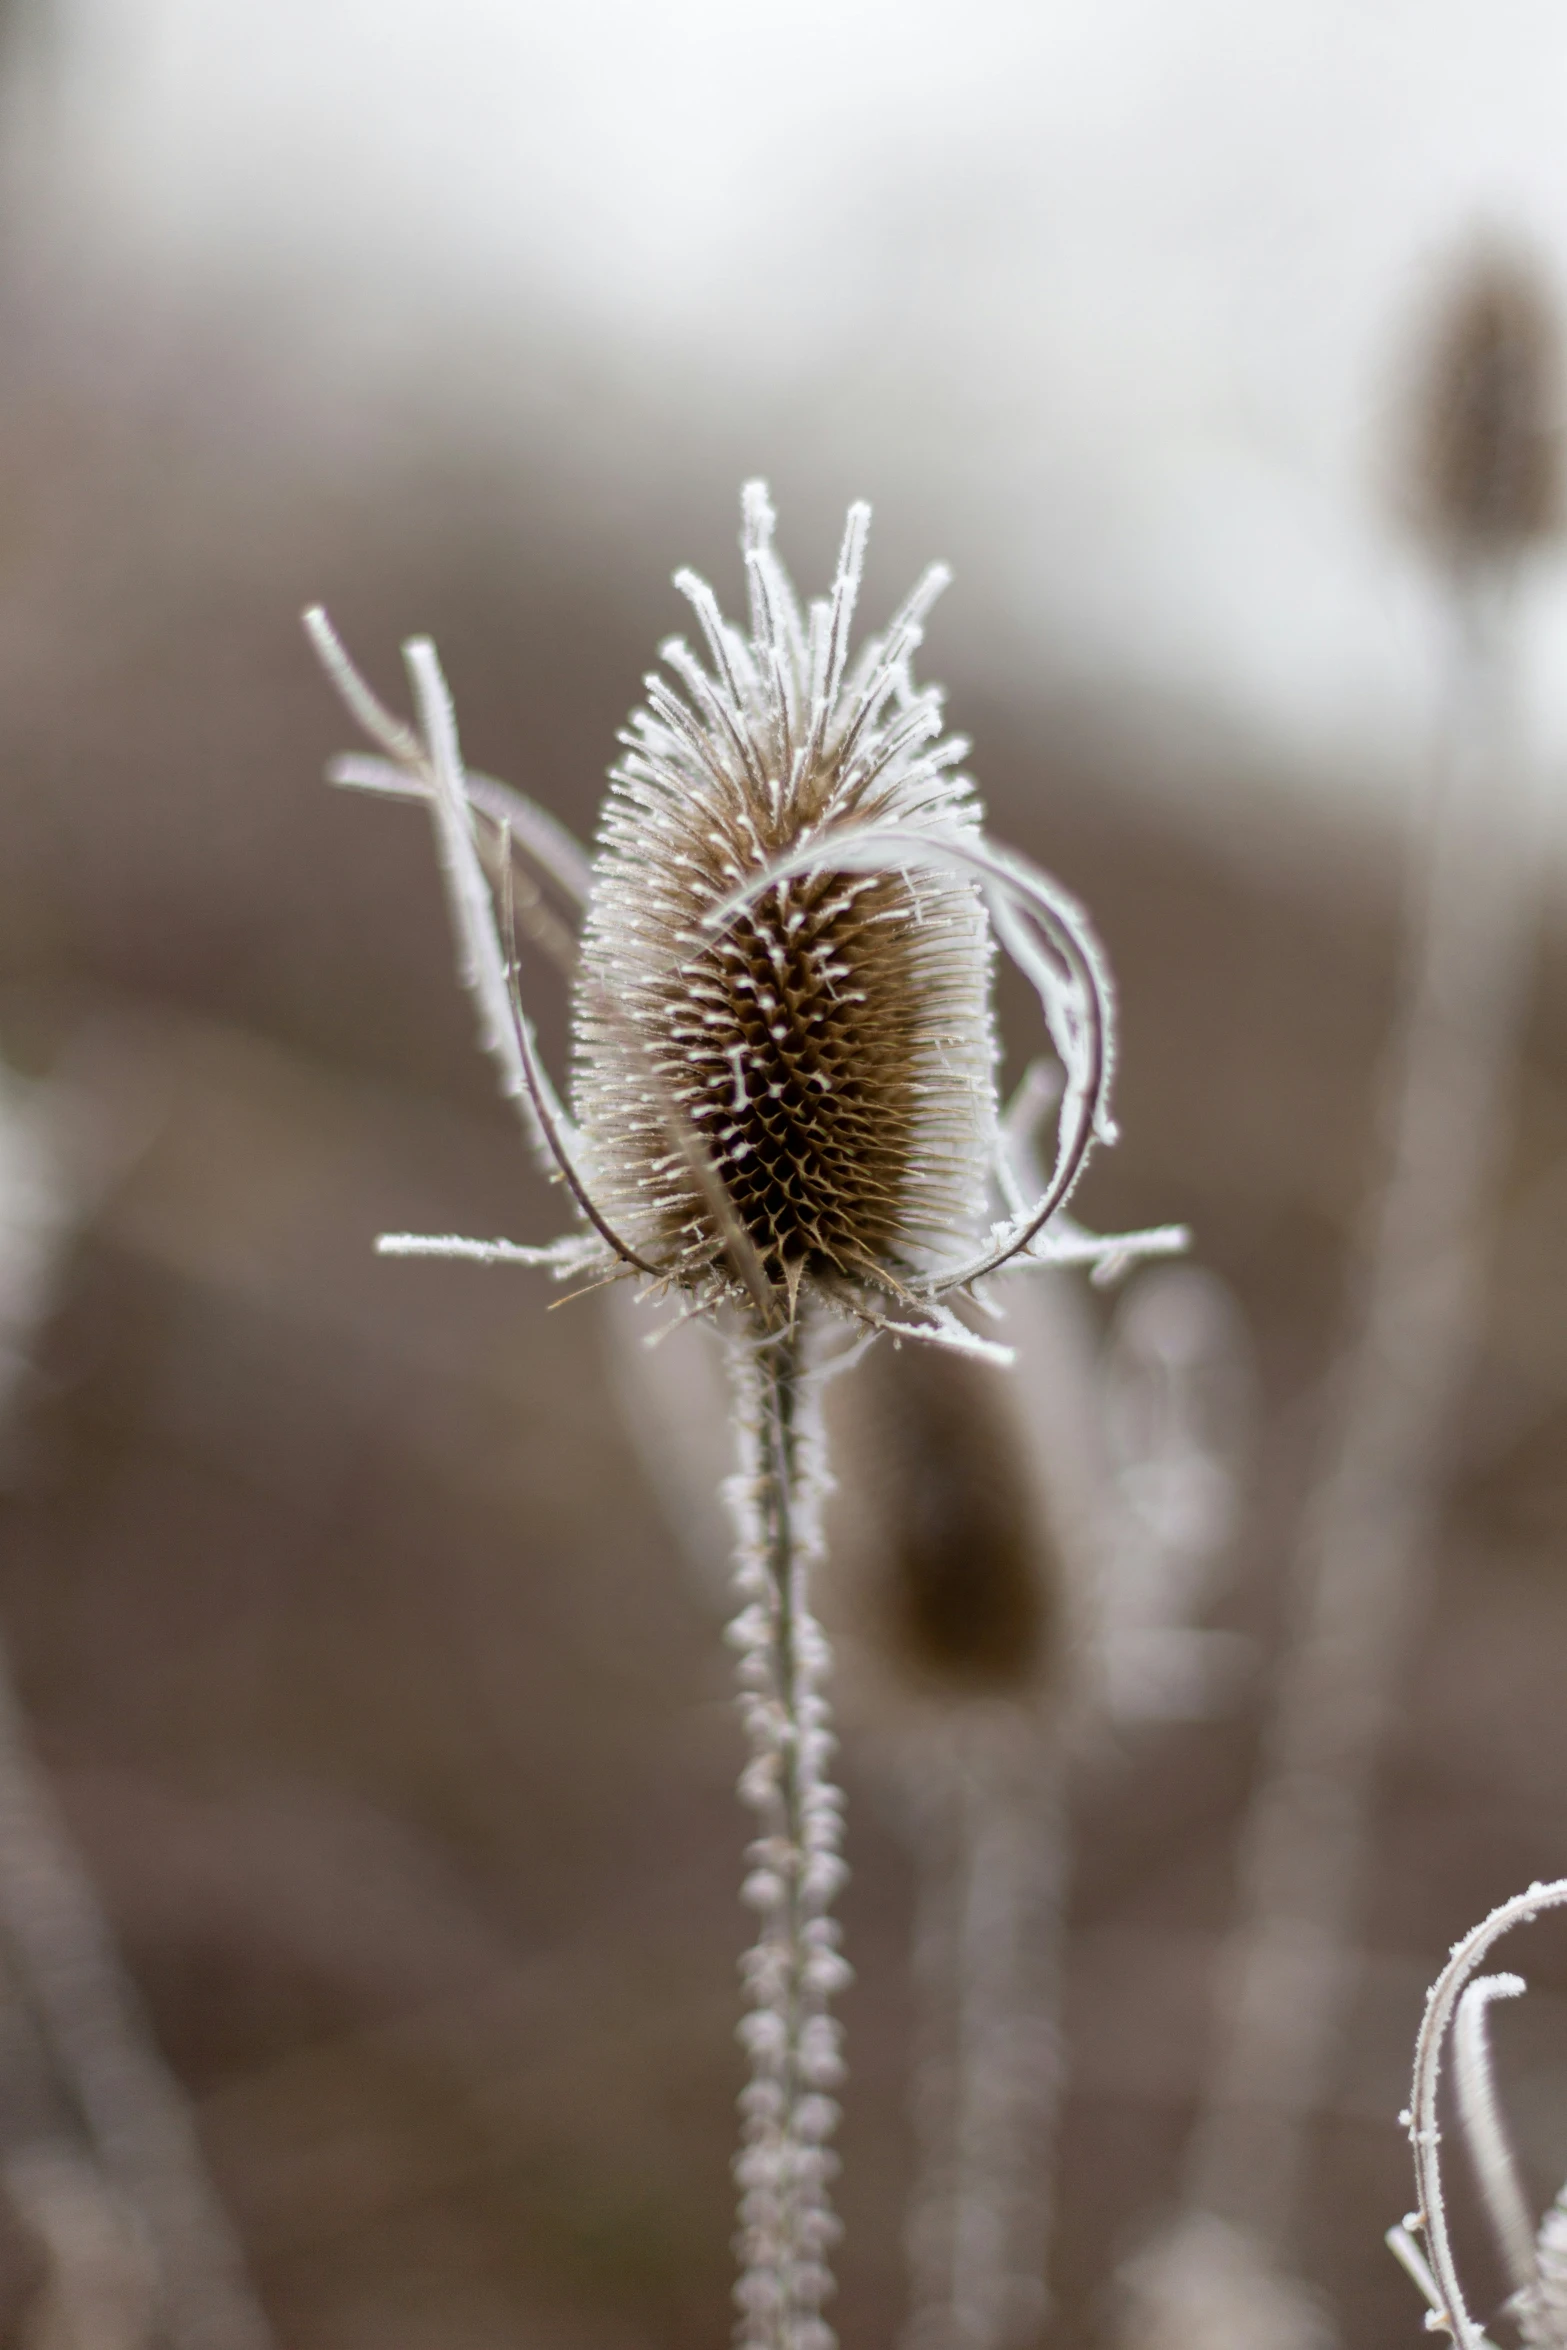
1402 1880 1567 2348
725 1324 847 2350
904 1731 1069 2350
1185 572 1537 2251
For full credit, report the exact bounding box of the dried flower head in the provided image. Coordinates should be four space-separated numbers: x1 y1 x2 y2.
306 485 1181 1355
1413 245 1562 562
572 485 994 1322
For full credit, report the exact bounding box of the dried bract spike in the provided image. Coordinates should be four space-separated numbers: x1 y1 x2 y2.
1414 246 1562 561
571 487 996 1319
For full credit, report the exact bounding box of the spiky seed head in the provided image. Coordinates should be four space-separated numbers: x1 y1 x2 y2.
1412 244 1562 562
570 485 997 1322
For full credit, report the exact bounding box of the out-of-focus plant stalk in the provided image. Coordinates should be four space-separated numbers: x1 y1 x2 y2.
1173 251 1559 2304
0 1668 272 2350
903 1726 1068 2350
0 1065 273 2350
1184 574 1535 2248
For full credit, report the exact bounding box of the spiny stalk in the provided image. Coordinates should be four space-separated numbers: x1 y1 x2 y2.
727 1330 846 2350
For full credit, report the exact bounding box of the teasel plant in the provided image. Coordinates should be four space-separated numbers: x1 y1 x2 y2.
305 483 1183 2349
1388 1877 1567 2348
1134 242 1564 2343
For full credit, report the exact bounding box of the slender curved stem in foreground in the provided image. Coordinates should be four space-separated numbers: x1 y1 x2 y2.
1403 1879 1567 2348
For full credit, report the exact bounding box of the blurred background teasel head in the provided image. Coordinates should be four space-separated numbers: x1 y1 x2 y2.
1411 242 1563 565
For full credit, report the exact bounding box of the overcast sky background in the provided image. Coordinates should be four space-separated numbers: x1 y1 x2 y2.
20 0 1567 831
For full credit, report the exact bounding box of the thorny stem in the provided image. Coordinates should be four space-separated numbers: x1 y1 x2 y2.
726 1325 847 2350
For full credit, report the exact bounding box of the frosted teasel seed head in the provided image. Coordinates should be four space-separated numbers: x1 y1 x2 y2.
306 485 1185 1353
571 483 996 1324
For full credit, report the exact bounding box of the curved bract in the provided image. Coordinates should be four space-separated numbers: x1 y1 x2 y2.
305 488 1183 2350
1391 1878 1567 2350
